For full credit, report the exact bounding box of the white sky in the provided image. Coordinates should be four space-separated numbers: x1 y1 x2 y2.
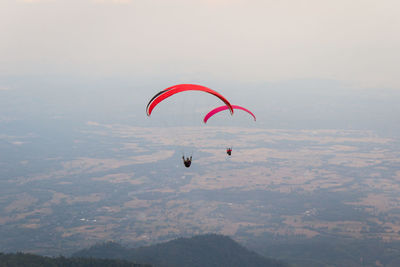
1 0 399 88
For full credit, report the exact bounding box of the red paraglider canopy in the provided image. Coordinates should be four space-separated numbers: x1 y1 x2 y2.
203 105 256 123
146 84 234 116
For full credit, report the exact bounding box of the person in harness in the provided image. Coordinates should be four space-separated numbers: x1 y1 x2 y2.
182 155 192 168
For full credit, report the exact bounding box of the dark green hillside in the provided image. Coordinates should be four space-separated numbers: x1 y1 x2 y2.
0 252 150 267
73 234 289 267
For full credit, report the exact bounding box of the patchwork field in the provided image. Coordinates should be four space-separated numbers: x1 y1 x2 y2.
1 122 400 255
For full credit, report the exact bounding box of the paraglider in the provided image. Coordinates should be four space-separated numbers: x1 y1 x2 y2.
203 105 256 124
203 104 256 157
182 155 192 168
146 84 233 167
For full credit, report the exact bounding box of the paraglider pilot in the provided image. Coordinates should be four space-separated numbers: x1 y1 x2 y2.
226 147 232 156
182 155 192 168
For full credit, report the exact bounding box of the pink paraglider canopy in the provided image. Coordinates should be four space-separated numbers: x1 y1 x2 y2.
203 105 256 123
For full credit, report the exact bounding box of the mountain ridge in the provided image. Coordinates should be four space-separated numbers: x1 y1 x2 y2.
73 234 289 267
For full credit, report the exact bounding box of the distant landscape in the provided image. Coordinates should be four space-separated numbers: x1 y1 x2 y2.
1 77 400 266
1 120 400 265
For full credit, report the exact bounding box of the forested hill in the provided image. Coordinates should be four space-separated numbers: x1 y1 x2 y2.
73 234 289 267
0 252 150 267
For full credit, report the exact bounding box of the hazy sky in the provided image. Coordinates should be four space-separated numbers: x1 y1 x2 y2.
1 0 399 88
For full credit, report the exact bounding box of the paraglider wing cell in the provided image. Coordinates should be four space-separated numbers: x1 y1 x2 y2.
146 84 234 116
203 105 256 123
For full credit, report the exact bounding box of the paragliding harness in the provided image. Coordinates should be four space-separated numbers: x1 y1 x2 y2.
182 155 192 168
226 147 232 156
